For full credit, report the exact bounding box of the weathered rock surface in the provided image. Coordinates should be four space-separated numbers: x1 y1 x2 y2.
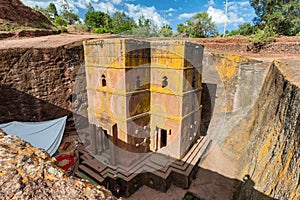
0 34 109 128
0 41 84 124
222 60 300 199
193 36 300 54
239 60 299 200
0 0 52 31
0 129 116 199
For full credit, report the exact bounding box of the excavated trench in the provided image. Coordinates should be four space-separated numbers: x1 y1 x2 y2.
0 38 299 199
199 53 299 200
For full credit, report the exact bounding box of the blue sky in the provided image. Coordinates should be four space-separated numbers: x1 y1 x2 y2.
21 0 256 33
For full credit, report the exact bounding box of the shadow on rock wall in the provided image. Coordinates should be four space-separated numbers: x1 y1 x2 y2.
200 83 217 135
0 85 88 133
184 168 277 200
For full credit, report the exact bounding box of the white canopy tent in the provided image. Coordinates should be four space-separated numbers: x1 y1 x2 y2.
0 116 67 156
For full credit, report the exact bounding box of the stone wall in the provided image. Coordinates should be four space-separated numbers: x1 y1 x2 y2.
0 42 88 131
236 60 300 200
233 62 267 111
222 60 300 200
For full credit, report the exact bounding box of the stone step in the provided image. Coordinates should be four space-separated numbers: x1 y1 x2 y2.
78 164 104 183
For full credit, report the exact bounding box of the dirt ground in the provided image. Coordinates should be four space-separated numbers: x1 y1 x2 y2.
1 32 300 56
0 33 112 49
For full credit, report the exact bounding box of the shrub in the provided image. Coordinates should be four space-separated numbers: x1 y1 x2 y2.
227 29 240 37
53 16 67 27
247 25 278 51
93 27 110 34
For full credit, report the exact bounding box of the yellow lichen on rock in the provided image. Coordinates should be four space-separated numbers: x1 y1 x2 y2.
212 53 250 112
235 60 300 200
215 54 248 83
0 129 117 199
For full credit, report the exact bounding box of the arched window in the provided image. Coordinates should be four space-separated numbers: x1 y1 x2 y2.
136 76 141 89
162 76 168 88
101 74 107 87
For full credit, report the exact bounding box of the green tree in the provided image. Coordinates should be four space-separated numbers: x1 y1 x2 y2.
53 16 67 27
48 3 58 20
111 11 136 34
190 12 218 37
60 0 80 25
176 22 193 36
85 11 111 29
84 3 112 29
132 15 159 37
159 25 173 37
177 12 218 37
34 3 58 21
247 24 278 51
61 11 80 25
177 23 187 33
87 2 94 13
250 0 300 35
267 3 300 35
237 23 256 36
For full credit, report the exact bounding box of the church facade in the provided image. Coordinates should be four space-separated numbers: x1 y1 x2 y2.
84 38 203 159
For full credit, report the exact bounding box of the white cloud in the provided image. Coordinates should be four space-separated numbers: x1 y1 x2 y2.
228 12 245 24
237 1 250 7
166 8 175 12
125 3 166 27
21 0 80 13
94 2 117 13
207 7 226 25
207 6 244 25
111 0 122 5
21 0 122 12
229 4 238 13
21 0 55 8
207 0 214 6
178 12 197 20
75 0 89 9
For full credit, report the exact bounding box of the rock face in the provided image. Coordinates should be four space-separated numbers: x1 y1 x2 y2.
235 60 300 199
0 129 116 199
0 39 87 127
0 34 111 132
210 53 250 112
202 57 299 200
0 0 52 30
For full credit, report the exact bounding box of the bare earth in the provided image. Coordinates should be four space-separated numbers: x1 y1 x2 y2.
0 33 114 49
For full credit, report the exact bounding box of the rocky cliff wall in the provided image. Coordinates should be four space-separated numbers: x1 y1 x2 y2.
222 60 300 200
0 0 53 30
0 41 88 127
0 129 116 199
201 51 269 144
237 60 300 199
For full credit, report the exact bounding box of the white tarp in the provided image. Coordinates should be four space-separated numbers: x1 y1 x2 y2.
0 116 67 156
